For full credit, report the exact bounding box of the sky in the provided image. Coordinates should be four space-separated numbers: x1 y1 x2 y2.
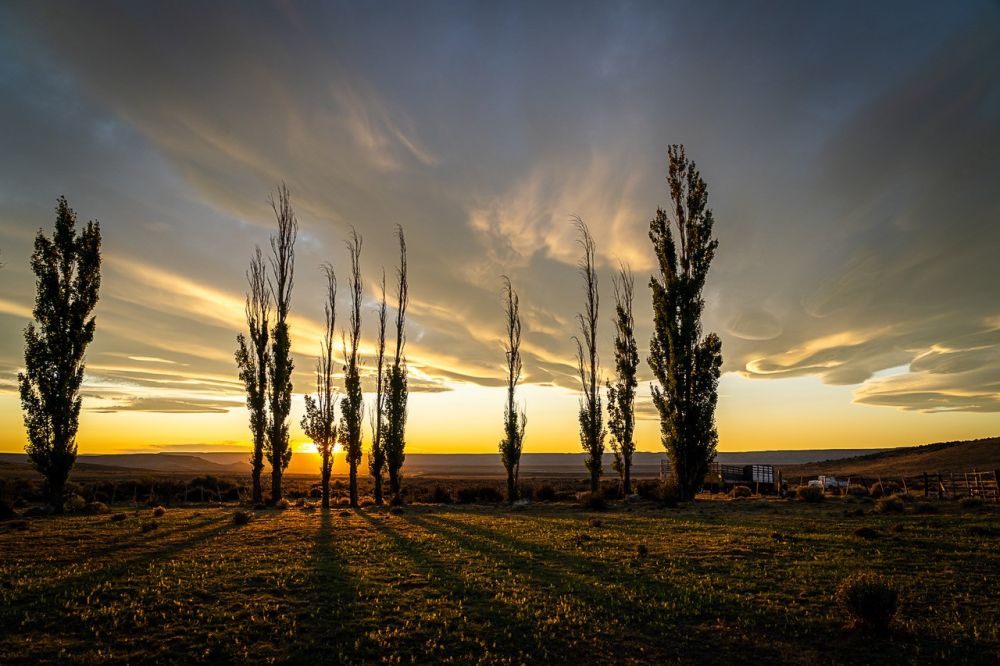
0 1 998 458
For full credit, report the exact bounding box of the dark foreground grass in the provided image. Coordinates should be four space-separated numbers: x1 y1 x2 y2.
1 500 998 664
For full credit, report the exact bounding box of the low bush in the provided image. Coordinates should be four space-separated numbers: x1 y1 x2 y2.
587 517 602 527
730 485 752 499
140 519 159 533
0 499 14 521
84 501 110 515
912 501 938 514
893 492 915 503
656 481 680 508
430 486 453 504
276 498 291 510
110 512 127 522
152 506 166 517
959 496 984 509
579 492 606 511
874 496 905 514
847 484 869 498
796 485 824 503
232 510 254 525
456 486 502 504
837 572 899 633
64 494 87 513
534 484 557 502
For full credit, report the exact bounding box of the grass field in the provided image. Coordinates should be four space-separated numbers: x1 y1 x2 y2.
2 498 998 664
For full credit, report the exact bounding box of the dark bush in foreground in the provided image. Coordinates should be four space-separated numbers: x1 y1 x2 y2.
141 519 159 533
837 572 899 633
534 484 557 502
152 506 166 517
430 486 453 504
579 492 606 511
912 502 938 514
456 486 503 504
110 512 127 522
875 496 905 514
233 510 254 525
847 484 869 498
84 501 109 515
0 500 14 520
730 485 752 499
65 494 87 513
657 481 680 507
797 485 824 503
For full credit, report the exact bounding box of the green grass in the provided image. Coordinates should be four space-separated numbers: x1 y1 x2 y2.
1 499 998 663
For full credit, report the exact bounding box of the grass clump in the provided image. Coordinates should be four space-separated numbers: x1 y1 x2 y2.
110 512 127 522
533 484 556 502
847 484 869 498
730 485 752 499
913 502 938 514
140 519 159 533
797 485 824 503
874 496 905 514
276 498 291 510
65 494 87 513
152 506 166 517
837 572 899 633
232 510 254 525
84 501 109 515
579 492 606 511
959 496 984 509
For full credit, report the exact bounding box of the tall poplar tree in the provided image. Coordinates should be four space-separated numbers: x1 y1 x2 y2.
385 226 409 505
573 219 605 493
265 184 297 504
369 270 388 505
235 248 270 505
19 197 101 513
499 276 526 503
648 145 722 501
302 265 338 509
607 262 638 495
340 229 364 508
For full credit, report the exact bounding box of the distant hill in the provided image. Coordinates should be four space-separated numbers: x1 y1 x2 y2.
779 437 1000 477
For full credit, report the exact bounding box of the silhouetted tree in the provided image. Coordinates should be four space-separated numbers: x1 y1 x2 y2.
19 197 101 513
369 270 388 505
340 230 364 508
648 145 722 501
265 184 297 504
235 248 271 505
573 218 605 493
499 276 527 503
385 226 409 504
607 263 638 495
302 265 338 509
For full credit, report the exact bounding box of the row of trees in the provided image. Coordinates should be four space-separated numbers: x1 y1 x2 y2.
16 144 718 511
236 188 410 508
498 145 721 502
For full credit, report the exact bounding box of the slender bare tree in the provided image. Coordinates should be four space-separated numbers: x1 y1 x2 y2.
340 229 364 508
265 184 297 504
499 276 527 503
607 262 638 495
302 265 338 509
236 248 271 505
385 226 409 504
573 218 605 494
369 269 388 505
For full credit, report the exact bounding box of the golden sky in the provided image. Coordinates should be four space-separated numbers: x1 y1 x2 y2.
0 2 998 456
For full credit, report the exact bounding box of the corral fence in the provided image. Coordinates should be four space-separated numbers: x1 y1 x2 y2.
791 469 1000 501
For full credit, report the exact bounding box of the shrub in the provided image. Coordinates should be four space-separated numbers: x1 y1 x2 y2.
84 501 109 515
853 527 880 540
636 543 649 557
892 492 915 503
232 510 254 525
152 506 166 517
587 517 602 527
309 487 322 499
65 494 87 513
534 485 557 502
388 506 404 515
847 484 869 498
294 498 306 508
110 512 127 522
656 481 680 508
796 485 824 503
140 519 159 533
959 496 984 509
730 485 752 499
0 500 14 521
837 572 899 633
276 498 291 510
600 484 622 501
430 486 453 504
874 496 905 514
913 501 938 514
579 492 606 511
635 480 659 500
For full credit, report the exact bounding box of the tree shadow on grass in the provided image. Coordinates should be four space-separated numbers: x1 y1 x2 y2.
355 509 564 664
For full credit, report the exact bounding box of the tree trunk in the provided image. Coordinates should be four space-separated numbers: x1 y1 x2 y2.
623 464 632 496
271 466 282 504
389 469 401 505
590 469 599 494
321 453 331 510
507 469 517 504
373 473 383 506
251 467 263 505
349 463 358 508
49 477 66 514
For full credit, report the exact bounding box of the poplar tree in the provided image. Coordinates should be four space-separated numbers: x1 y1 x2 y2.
340 229 364 508
385 226 409 504
648 145 722 501
369 270 388 505
607 263 638 495
302 265 338 509
265 184 297 504
19 197 101 513
235 248 270 505
573 219 605 493
499 276 526 503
